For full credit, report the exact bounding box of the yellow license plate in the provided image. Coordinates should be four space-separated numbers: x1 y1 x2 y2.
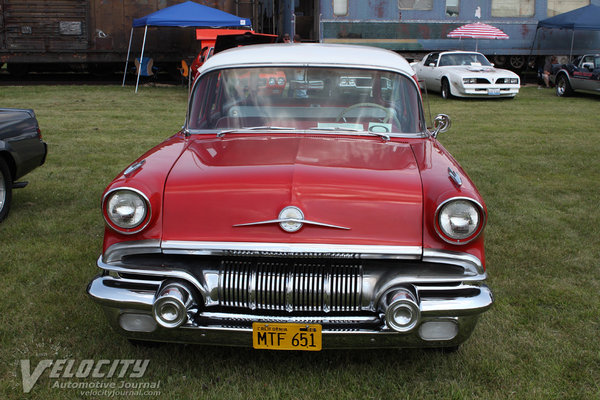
252 323 322 351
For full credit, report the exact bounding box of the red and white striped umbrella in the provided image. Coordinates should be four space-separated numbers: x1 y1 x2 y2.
447 22 509 40
447 22 509 51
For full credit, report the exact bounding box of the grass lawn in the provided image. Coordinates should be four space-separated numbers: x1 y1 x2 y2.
0 84 599 399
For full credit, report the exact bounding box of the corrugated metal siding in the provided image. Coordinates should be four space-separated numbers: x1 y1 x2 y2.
2 0 88 50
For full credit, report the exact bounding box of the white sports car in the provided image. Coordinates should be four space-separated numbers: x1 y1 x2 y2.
411 51 520 99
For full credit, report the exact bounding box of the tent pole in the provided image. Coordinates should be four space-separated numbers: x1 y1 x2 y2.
122 27 134 87
527 27 539 72
135 25 148 93
569 29 575 61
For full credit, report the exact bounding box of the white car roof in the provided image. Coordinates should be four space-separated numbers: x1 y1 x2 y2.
199 43 415 75
439 50 484 56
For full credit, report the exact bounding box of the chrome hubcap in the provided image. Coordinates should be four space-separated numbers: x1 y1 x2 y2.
557 80 565 95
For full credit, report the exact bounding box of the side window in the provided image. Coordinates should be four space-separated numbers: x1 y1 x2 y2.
399 0 433 10
333 0 348 16
425 53 439 66
547 0 589 17
446 0 459 17
491 0 534 17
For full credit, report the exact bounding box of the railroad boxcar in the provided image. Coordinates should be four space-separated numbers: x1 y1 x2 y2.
0 0 258 76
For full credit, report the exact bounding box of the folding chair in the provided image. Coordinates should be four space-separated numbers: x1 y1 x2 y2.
134 57 158 82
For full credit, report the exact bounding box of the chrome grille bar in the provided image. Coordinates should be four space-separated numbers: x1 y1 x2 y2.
219 260 363 313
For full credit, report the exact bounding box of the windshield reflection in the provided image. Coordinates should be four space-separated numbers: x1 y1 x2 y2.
188 67 423 135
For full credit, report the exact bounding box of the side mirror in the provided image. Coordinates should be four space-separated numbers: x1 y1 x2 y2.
428 63 436 67
431 114 451 138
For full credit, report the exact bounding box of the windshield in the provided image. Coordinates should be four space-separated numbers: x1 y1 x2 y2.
439 53 492 67
188 66 424 135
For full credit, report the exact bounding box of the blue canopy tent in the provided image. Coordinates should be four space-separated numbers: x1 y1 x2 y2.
531 4 600 61
123 1 251 92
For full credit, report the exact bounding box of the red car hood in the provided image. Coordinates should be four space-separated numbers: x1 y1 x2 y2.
162 135 423 247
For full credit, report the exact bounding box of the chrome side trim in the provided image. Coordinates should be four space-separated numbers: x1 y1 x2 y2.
161 241 422 260
422 249 485 276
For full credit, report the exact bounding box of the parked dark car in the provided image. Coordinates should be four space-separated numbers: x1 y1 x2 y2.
553 54 600 97
0 108 47 222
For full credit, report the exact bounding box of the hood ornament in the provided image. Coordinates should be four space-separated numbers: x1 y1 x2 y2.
233 206 350 233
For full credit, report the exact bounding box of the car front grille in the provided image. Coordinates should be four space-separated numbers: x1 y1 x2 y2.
219 260 363 313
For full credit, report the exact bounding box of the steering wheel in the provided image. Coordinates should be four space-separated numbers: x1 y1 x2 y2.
336 102 393 123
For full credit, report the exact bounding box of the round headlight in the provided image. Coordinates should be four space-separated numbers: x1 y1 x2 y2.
436 198 485 244
104 188 150 233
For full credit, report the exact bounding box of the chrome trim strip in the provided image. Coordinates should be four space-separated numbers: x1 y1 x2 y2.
161 241 422 260
97 256 209 301
197 311 380 325
233 218 350 230
103 239 162 263
422 249 485 276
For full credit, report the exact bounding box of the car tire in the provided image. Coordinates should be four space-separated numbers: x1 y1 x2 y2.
0 158 13 222
556 74 573 97
441 79 452 99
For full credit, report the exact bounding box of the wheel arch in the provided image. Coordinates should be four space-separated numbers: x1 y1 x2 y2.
0 150 16 182
441 76 452 97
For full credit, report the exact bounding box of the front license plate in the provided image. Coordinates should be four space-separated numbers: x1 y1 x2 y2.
252 323 322 351
488 88 501 95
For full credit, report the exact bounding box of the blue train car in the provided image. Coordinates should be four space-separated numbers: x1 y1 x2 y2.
282 0 600 71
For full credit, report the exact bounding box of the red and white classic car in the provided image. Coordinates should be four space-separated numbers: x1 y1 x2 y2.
88 44 493 351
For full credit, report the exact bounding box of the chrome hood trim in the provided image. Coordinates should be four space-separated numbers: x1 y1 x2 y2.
233 219 350 231
160 240 422 260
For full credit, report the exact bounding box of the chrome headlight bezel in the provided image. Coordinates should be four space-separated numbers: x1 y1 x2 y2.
434 197 486 244
102 187 151 234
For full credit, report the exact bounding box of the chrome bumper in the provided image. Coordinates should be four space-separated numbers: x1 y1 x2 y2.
87 244 493 349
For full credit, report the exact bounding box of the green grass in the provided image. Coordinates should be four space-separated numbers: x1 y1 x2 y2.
1 84 599 399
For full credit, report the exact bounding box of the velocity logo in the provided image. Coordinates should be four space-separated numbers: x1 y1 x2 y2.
20 359 150 393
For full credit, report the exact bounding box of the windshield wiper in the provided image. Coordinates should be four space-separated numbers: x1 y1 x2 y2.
217 126 297 137
308 126 390 142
